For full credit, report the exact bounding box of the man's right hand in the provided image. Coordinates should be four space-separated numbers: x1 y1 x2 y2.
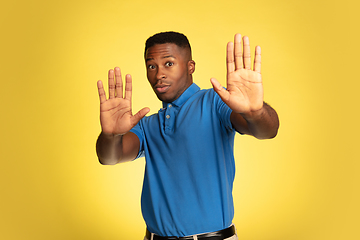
97 67 150 136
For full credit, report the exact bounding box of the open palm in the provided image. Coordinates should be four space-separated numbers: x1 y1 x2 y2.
97 67 149 135
211 34 264 114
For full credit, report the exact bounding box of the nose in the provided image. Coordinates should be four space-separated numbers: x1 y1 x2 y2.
156 66 166 80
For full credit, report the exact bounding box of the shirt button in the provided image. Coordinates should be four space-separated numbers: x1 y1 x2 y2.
168 104 172 108
166 115 170 119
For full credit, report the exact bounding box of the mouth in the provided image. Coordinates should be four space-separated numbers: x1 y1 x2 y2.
155 84 170 93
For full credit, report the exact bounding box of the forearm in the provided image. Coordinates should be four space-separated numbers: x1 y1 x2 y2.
232 102 279 139
96 132 123 165
244 102 279 139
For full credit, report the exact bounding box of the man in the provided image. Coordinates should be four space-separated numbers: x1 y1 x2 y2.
96 31 279 240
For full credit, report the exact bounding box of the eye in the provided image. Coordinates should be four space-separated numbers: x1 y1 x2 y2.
165 62 174 67
148 65 156 70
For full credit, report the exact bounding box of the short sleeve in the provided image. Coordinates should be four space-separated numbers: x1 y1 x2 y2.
212 90 234 132
129 121 145 159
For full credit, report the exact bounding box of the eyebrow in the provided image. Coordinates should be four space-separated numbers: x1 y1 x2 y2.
146 55 176 62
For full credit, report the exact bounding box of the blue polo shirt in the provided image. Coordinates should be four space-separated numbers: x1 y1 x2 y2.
130 83 236 237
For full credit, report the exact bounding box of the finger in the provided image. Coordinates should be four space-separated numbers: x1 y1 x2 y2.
234 33 243 70
124 74 132 101
243 36 251 70
227 42 235 74
114 67 123 98
210 78 230 102
108 69 115 99
132 107 150 126
97 80 107 104
254 46 261 73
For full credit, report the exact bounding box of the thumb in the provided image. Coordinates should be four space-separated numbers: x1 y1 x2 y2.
210 78 230 101
132 107 150 126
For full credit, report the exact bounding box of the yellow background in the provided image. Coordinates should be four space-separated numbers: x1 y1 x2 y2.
1 0 359 239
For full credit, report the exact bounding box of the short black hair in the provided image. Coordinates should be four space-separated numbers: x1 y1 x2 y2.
145 31 191 56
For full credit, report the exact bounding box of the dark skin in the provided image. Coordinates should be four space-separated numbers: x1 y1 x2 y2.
145 43 195 103
211 34 279 138
96 34 279 165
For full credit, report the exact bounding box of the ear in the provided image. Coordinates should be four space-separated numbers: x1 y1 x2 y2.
188 60 195 74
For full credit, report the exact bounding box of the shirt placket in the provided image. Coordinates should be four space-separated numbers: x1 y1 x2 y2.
164 103 175 134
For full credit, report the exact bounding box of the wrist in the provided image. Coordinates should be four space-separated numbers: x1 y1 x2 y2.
240 107 265 122
101 131 123 138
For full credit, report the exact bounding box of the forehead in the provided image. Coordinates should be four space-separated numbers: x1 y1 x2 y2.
145 43 186 61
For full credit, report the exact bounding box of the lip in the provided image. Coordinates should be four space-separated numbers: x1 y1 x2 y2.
155 85 170 93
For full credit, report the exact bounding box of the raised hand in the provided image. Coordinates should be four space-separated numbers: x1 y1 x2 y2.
210 34 263 115
97 67 149 135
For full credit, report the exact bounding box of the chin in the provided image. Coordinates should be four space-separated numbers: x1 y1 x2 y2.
156 93 175 103
157 96 173 103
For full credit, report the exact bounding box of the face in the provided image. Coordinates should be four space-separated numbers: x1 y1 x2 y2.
145 43 195 103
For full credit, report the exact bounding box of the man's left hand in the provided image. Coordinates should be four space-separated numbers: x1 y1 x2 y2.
211 33 263 116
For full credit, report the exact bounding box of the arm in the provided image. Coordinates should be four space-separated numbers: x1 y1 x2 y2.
211 34 279 139
96 131 140 165
96 67 149 165
230 102 279 139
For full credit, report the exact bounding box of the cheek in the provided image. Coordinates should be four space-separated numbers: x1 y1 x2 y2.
175 68 188 84
172 67 185 79
147 71 155 84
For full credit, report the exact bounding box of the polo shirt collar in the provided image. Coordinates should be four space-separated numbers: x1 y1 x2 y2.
162 83 201 108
